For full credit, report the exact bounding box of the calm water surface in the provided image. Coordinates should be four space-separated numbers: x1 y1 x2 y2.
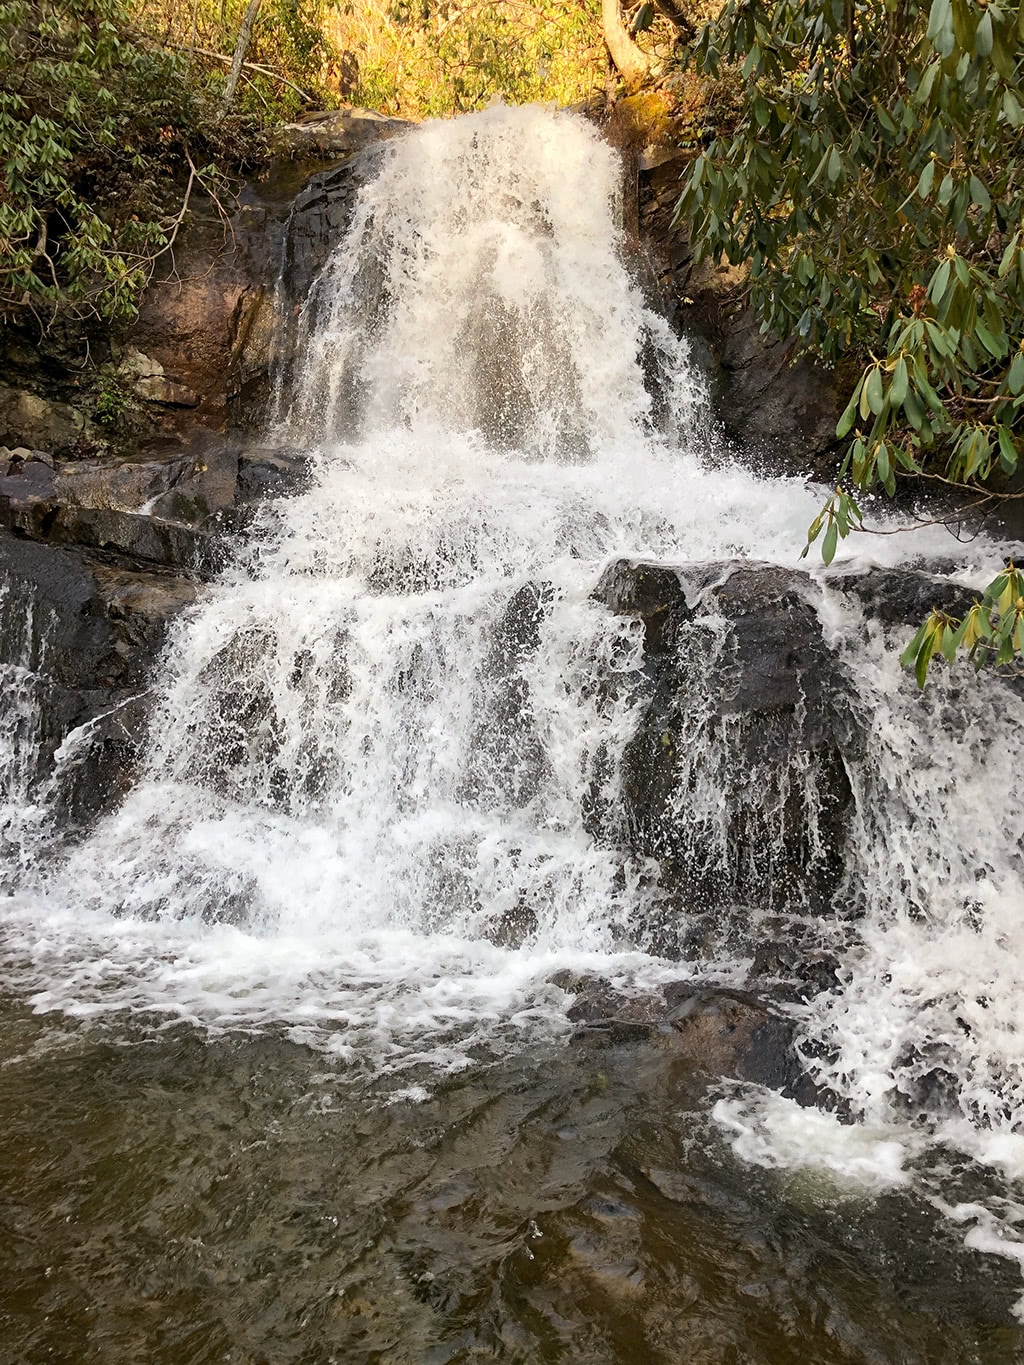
2 993 1021 1365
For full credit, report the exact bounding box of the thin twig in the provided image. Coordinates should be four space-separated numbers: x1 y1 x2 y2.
161 43 313 102
914 468 1024 499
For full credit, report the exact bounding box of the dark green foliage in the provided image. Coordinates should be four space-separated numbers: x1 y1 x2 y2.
0 0 261 326
91 363 132 426
901 564 1024 683
675 0 1024 680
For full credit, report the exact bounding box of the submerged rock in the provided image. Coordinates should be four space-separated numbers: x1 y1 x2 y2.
661 983 808 1096
555 970 813 1100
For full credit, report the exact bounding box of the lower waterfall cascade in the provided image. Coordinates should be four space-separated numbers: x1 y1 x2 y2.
3 103 1024 1334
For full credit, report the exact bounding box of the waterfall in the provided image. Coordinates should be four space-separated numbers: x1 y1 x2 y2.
285 108 697 455
2 106 1023 1280
0 576 55 880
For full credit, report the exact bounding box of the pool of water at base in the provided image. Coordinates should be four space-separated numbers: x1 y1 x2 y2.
1 993 1022 1365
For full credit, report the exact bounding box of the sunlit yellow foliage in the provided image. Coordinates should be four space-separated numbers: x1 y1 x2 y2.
323 0 604 118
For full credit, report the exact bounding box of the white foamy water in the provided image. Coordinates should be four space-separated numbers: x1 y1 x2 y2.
2 106 1024 1289
0 573 62 882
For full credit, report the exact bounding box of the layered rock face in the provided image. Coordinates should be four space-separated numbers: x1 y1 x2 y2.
0 113 409 461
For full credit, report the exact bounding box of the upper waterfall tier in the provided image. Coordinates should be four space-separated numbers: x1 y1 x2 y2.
287 104 703 456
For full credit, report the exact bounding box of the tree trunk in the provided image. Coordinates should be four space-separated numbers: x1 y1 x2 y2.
601 0 649 91
218 0 262 116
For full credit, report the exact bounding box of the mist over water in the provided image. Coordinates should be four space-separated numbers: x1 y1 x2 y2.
3 104 1024 1330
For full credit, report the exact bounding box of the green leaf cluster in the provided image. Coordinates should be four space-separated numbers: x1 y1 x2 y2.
0 0 262 326
675 0 1024 677
800 486 863 565
901 563 1024 684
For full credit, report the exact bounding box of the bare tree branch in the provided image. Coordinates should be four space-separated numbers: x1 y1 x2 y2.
652 0 695 41
176 45 312 103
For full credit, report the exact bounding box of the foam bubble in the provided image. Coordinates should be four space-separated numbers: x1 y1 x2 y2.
713 1089 919 1194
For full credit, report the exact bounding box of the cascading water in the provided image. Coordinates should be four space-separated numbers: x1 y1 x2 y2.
0 577 55 880
3 104 1024 1322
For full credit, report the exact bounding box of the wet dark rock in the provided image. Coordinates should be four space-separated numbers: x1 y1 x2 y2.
228 146 387 422
492 580 552 659
706 565 839 728
463 582 554 809
832 565 979 626
276 155 369 304
596 559 854 932
0 531 197 832
594 559 693 655
557 973 658 1029
16 503 221 576
661 984 813 1099
711 315 842 476
564 980 662 1046
57 691 153 831
236 447 309 503
0 433 303 576
749 933 841 1003
147 445 240 526
0 458 56 508
485 901 539 950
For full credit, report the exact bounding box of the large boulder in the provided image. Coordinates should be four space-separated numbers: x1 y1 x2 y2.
0 384 92 458
593 558 855 953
